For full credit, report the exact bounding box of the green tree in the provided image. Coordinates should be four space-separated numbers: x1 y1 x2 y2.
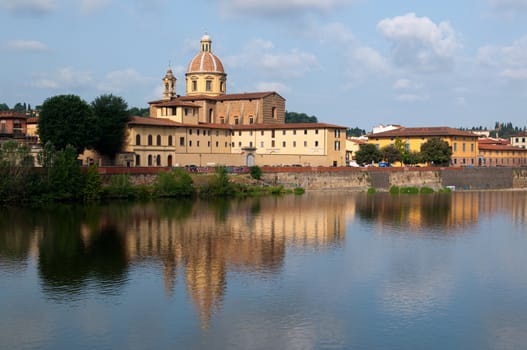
0 103 9 111
13 102 26 113
47 145 83 200
285 111 318 123
355 144 383 165
381 144 402 164
406 151 423 166
420 137 452 166
128 107 150 117
347 127 366 137
38 95 95 154
82 164 102 201
0 141 34 202
91 94 130 161
154 168 194 197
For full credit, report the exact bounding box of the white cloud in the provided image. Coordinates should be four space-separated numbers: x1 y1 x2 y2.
256 81 291 94
0 0 56 15
396 93 429 102
80 0 112 14
477 35 527 80
489 0 527 13
97 69 153 93
351 46 391 74
32 67 93 89
377 13 461 73
393 79 423 90
5 40 49 52
217 0 354 17
225 39 318 79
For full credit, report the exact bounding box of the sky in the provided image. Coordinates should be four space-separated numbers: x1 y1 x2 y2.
1 0 527 131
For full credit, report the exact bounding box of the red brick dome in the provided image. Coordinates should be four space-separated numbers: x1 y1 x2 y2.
187 51 225 74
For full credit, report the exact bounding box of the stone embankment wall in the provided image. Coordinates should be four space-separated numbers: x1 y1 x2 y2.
99 166 527 191
260 167 527 191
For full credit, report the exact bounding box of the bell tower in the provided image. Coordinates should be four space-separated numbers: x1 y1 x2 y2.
162 66 177 100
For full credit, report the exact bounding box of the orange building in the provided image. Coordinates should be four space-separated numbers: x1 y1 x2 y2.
478 138 527 167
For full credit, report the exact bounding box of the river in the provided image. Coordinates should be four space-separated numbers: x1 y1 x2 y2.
1 191 527 349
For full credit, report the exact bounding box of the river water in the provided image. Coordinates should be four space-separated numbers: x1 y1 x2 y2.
1 191 527 349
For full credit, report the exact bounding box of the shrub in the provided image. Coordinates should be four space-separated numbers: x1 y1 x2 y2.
389 185 400 194
82 165 102 201
199 166 236 197
293 187 305 195
154 168 194 197
400 186 419 194
420 186 435 194
367 187 377 194
249 165 262 180
105 174 134 198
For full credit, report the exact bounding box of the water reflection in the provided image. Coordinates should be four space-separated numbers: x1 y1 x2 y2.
1 190 526 333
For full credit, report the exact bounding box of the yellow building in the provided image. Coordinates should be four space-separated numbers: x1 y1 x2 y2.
478 138 527 167
368 126 479 166
120 34 347 168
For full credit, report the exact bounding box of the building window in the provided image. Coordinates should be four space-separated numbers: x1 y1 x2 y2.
260 141 264 147
192 80 197 91
293 141 296 147
148 135 152 146
156 155 161 166
216 130 219 136
453 143 457 151
304 141 307 147
293 130 297 135
462 143 466 152
282 141 286 147
238 142 242 147
225 142 228 147
157 135 161 146
238 131 242 136
315 129 319 135
235 118 239 125
197 141 200 147
249 117 254 124
272 130 275 138
220 81 224 92
215 141 219 147
189 129 192 135
206 80 212 91
335 141 341 150
220 117 225 124
135 155 140 166
197 129 200 136
180 137 185 146
208 141 211 147
405 143 410 151
168 136 173 146
471 143 474 152
250 131 253 136
315 141 319 147
189 140 192 147
271 140 275 147
282 130 286 135
231 142 235 147
304 129 308 135
136 134 141 145
250 141 253 147
148 155 152 166
335 129 340 137
272 107 277 119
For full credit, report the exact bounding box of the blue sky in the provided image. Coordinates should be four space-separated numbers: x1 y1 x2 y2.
1 0 527 131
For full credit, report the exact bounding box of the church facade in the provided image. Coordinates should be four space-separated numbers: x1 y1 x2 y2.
119 34 347 168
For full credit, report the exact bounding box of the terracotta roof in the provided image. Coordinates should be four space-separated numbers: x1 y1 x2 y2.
0 111 27 118
187 51 225 74
149 92 284 105
370 126 478 138
27 117 38 123
151 100 201 108
128 117 346 131
478 143 527 152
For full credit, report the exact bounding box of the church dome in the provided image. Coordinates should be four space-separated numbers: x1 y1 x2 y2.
186 33 225 74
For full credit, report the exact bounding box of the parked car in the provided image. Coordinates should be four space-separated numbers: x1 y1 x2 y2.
378 162 392 167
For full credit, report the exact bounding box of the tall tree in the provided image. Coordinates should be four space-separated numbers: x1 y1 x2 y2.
128 107 150 117
381 144 402 164
355 144 383 165
0 103 9 111
38 95 95 154
347 127 366 137
91 94 130 161
420 137 452 166
285 111 318 123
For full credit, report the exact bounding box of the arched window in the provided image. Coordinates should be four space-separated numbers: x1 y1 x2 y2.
148 135 153 146
156 155 161 166
135 154 140 166
157 135 161 146
272 107 277 119
167 155 173 167
220 117 225 124
136 134 141 145
168 135 173 146
148 155 152 166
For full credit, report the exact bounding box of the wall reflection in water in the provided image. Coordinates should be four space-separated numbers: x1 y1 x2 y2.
1 190 525 329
